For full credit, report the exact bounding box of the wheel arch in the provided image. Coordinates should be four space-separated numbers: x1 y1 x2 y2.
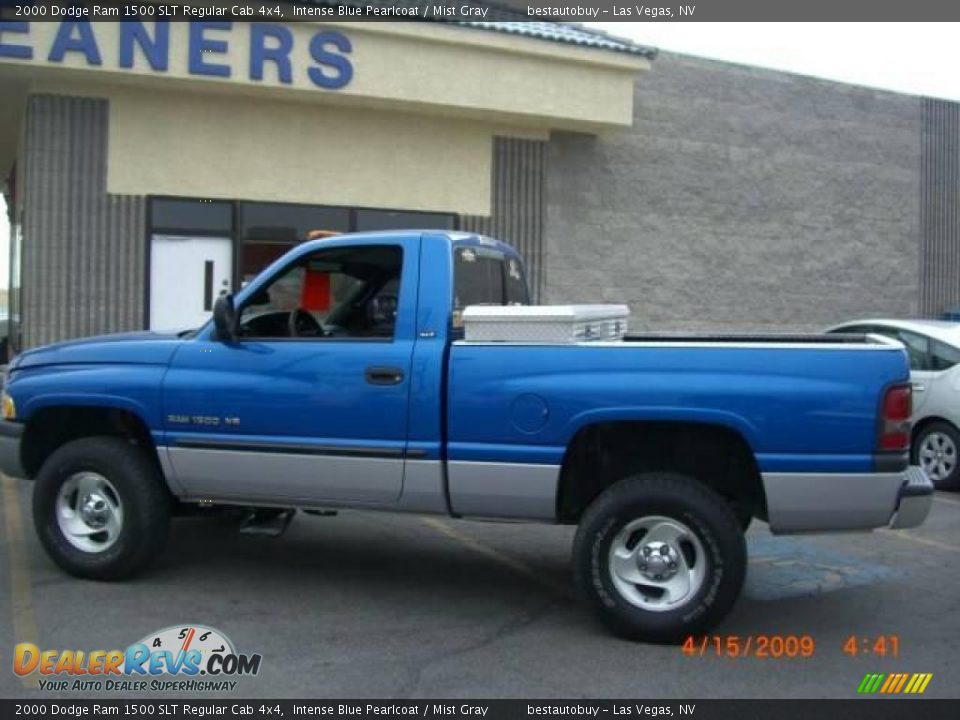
556 420 766 524
21 404 160 479
911 414 958 444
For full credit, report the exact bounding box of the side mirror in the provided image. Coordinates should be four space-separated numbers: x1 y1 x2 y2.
212 294 238 341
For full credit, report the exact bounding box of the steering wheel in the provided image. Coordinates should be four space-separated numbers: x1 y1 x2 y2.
288 308 324 337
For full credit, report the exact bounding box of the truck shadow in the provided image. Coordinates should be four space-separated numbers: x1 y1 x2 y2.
150 512 901 638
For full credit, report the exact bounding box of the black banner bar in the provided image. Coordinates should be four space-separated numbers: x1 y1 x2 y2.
3 0 960 22
0 700 959 720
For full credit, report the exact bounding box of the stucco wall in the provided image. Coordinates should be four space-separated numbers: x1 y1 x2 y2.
545 52 922 332
105 84 495 215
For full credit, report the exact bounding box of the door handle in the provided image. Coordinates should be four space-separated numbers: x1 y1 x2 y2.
912 383 926 392
365 366 404 386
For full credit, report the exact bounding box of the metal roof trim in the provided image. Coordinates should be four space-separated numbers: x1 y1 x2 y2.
303 2 658 58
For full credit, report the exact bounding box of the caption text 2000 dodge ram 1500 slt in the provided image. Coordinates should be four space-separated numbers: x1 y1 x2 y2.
0 231 934 642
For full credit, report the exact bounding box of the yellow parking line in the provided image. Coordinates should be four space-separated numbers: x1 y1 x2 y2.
884 528 960 553
421 517 571 598
933 494 960 508
2 475 39 688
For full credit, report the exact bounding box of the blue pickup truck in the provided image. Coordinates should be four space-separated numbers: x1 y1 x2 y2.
0 231 934 642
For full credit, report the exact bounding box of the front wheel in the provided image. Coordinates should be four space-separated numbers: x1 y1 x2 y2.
573 472 746 643
33 436 172 580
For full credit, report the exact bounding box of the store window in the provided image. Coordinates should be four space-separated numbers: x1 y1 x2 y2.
355 209 454 232
238 203 349 287
151 199 232 233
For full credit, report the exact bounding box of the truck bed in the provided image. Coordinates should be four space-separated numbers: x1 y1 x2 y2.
621 332 890 345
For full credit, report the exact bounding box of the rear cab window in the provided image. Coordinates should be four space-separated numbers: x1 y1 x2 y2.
452 245 529 327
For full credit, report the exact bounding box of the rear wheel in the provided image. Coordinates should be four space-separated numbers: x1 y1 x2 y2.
913 421 960 490
33 437 172 580
731 503 753 532
573 472 746 643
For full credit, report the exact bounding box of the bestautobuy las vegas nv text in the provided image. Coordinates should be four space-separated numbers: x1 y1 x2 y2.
22 3 689 20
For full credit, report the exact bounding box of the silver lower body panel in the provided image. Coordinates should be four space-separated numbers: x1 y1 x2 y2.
165 447 403 505
763 465 934 533
447 460 559 520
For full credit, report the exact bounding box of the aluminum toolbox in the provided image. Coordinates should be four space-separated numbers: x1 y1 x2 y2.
462 305 630 343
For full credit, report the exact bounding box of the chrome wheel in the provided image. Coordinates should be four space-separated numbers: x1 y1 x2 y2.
919 431 957 483
55 472 123 553
608 515 707 612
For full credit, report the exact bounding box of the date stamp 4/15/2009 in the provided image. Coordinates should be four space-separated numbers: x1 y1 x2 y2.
681 634 901 659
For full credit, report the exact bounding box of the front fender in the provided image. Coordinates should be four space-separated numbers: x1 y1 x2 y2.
10 364 167 431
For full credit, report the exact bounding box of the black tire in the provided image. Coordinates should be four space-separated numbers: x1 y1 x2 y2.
32 436 172 580
912 421 960 491
573 472 746 643
731 503 753 532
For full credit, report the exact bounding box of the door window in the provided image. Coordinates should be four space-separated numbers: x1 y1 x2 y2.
238 245 403 340
893 330 932 371
931 341 960 371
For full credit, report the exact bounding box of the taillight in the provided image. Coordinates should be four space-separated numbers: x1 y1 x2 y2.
879 384 912 452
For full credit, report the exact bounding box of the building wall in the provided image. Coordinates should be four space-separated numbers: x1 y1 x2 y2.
545 52 923 332
461 137 546 301
0 20 647 133
104 85 495 215
920 99 960 316
21 95 145 348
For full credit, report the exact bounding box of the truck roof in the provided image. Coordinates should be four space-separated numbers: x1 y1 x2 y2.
296 230 521 258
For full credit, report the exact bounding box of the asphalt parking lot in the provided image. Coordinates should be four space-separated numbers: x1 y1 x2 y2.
1 474 959 699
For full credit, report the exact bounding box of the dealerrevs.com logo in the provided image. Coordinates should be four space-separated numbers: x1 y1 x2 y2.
13 624 262 692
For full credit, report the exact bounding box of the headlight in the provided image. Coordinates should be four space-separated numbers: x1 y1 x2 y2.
2 391 15 420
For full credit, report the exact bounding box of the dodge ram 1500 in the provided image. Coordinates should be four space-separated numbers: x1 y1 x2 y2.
0 231 934 642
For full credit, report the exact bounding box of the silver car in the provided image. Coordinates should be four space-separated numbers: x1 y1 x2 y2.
828 319 960 490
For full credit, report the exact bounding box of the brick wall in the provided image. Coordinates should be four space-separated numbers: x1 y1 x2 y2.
545 52 922 333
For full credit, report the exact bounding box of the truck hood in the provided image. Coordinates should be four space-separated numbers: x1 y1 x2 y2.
9 331 187 371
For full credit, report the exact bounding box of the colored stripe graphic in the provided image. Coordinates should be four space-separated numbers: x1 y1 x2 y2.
857 673 932 694
857 674 884 693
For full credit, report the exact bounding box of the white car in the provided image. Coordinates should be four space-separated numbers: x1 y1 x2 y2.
828 319 960 490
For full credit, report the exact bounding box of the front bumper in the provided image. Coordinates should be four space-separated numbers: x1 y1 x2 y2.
887 465 934 529
0 419 25 479
762 465 934 533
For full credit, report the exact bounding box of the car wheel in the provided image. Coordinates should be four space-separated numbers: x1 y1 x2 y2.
572 472 746 643
33 436 172 580
913 421 960 490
